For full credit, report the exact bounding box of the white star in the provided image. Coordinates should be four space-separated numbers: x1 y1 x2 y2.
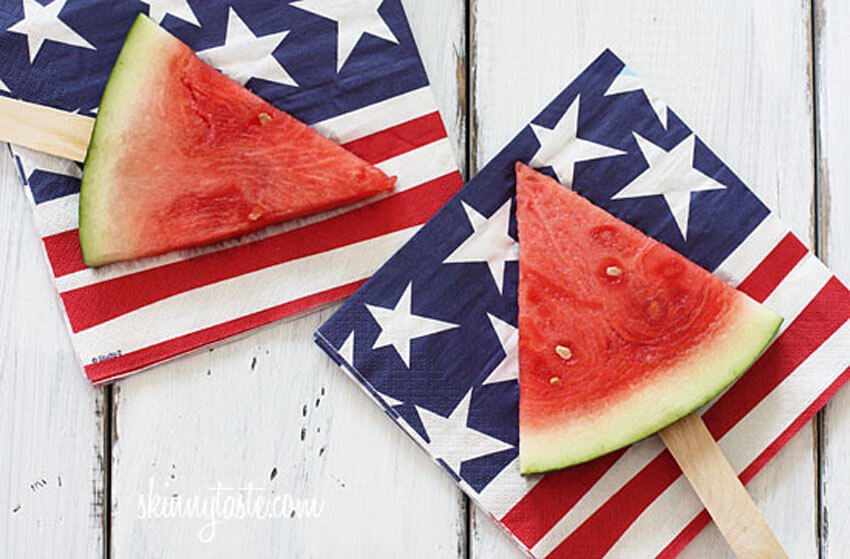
365 282 459 369
481 314 518 385
443 199 518 295
291 0 398 72
198 7 296 87
7 0 96 64
0 77 9 92
604 65 668 129
13 145 82 181
529 94 626 187
416 389 513 476
612 133 726 241
140 0 200 26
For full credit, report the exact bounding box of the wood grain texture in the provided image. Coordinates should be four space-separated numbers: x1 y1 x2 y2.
814 1 850 558
469 1 817 557
659 413 787 558
406 0 468 177
109 2 469 558
0 97 93 162
111 307 466 558
0 144 105 557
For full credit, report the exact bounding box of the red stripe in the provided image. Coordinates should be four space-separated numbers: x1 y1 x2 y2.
546 277 850 558
658 365 850 558
43 230 85 277
61 171 462 332
736 233 808 302
341 111 447 165
498 238 812 549
500 451 625 548
84 279 366 383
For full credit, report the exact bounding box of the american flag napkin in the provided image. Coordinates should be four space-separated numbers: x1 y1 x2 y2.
315 49 850 557
0 0 461 383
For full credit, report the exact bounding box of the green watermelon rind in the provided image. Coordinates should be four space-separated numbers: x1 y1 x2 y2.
79 14 169 267
519 300 783 475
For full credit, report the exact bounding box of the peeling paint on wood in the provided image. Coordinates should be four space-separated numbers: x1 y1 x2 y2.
0 144 104 557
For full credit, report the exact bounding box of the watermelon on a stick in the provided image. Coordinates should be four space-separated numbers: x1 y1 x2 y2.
80 15 395 267
515 162 782 474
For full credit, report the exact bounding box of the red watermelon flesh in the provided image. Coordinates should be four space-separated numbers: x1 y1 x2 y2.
80 14 395 267
515 162 782 474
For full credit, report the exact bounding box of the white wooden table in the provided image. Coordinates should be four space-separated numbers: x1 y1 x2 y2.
2 1 849 557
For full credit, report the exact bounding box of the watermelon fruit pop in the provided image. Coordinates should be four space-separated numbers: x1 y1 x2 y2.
514 162 782 474
79 15 395 267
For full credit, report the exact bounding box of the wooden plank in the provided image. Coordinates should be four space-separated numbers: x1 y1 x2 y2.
814 1 850 558
0 144 105 557
406 0 468 176
109 2 469 557
469 1 817 557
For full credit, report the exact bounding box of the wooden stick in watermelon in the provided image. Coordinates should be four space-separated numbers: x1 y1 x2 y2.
0 96 93 162
659 413 786 557
0 15 396 267
514 163 787 557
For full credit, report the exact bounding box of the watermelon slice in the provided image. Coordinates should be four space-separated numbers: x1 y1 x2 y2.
515 163 782 474
80 15 395 267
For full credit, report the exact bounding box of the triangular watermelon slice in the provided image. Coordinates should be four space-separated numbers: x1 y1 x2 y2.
515 162 782 474
80 15 395 267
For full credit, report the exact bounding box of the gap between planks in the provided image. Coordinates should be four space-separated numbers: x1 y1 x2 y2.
811 1 826 558
462 1 474 556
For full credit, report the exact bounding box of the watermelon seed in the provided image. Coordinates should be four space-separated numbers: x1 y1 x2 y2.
549 376 561 385
248 207 263 221
605 266 622 277
258 112 272 124
555 345 572 360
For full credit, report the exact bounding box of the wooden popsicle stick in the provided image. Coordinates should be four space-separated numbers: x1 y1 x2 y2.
0 96 93 162
659 412 788 558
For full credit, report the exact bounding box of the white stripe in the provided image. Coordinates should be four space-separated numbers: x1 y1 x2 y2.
31 193 79 237
375 137 456 188
312 87 438 144
714 214 787 287
477 458 543 518
609 317 850 558
762 254 832 336
73 226 420 362
55 138 457 292
529 253 831 557
11 144 82 181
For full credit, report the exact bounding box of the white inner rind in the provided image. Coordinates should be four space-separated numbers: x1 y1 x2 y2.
519 293 783 474
79 15 176 266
